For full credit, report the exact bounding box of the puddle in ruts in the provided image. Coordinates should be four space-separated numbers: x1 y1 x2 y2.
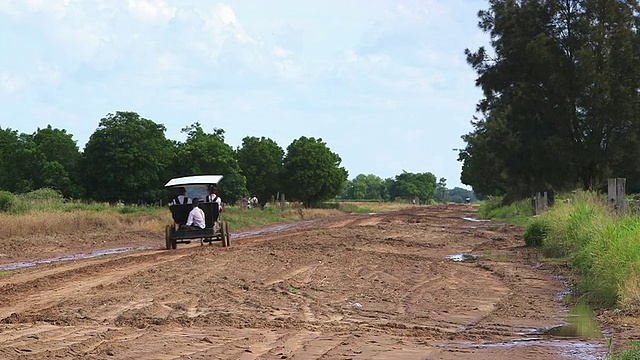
441 300 606 358
446 253 480 262
0 246 155 271
534 302 603 339
435 338 604 360
462 217 491 222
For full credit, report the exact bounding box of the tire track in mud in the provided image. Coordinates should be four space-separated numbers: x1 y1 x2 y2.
0 249 194 321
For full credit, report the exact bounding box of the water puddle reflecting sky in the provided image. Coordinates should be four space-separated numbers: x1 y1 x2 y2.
0 246 155 271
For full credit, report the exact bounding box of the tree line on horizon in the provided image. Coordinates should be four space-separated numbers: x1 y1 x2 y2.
0 111 465 207
459 0 640 201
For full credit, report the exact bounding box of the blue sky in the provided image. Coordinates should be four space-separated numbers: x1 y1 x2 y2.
0 0 489 189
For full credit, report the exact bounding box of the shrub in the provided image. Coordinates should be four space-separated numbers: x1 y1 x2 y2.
0 191 14 212
21 188 64 202
524 219 548 247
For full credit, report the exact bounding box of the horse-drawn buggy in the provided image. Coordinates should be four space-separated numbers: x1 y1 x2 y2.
164 175 231 250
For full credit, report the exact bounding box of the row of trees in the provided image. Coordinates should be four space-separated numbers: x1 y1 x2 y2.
459 0 640 200
338 174 477 203
1 111 458 206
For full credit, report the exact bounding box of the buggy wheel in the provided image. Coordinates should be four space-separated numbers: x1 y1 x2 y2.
220 222 228 247
165 225 172 250
224 221 231 247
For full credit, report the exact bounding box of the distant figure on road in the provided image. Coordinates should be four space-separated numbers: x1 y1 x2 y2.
465 197 471 204
241 196 249 210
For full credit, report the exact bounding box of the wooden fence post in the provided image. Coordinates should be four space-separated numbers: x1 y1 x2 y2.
608 178 627 215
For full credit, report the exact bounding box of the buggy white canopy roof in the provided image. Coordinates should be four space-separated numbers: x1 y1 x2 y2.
164 175 223 188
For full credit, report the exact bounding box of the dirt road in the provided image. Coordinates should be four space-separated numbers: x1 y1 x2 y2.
0 204 608 359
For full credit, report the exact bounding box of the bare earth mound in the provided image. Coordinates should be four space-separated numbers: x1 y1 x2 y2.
0 204 609 359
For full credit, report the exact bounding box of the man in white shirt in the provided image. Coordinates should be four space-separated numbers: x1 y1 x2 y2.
184 198 206 230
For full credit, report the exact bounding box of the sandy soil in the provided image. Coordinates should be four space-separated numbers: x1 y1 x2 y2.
0 204 622 359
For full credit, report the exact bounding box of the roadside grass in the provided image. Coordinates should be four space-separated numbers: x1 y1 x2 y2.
607 340 640 360
483 191 640 358
533 192 640 309
477 195 533 225
320 201 411 214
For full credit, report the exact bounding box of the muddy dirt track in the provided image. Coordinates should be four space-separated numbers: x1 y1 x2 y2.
0 204 611 359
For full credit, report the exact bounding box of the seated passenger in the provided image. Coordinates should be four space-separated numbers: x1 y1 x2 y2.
206 187 223 212
180 198 205 230
172 187 190 205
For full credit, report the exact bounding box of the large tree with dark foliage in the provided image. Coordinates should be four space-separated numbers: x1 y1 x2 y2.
460 0 640 199
236 136 284 205
32 125 83 198
82 111 174 203
173 123 246 204
282 136 348 207
0 127 47 193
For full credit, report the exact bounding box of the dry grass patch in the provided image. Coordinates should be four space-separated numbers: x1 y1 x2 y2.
0 210 170 239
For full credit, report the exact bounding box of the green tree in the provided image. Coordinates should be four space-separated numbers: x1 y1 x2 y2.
32 125 83 198
173 123 246 204
82 111 174 203
460 0 640 198
236 136 284 205
0 130 45 193
346 174 368 199
0 127 22 192
436 177 448 203
345 174 386 200
388 171 437 202
281 136 348 207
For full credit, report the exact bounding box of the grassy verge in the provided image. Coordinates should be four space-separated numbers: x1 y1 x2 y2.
608 340 640 360
476 195 533 225
527 192 640 309
482 192 640 358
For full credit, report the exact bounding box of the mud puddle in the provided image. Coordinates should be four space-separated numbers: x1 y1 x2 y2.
0 246 155 271
462 217 491 222
539 302 603 339
437 338 604 360
447 253 480 262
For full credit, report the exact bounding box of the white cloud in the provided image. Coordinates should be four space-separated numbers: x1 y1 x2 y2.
127 0 176 23
0 71 27 94
272 46 292 58
214 3 254 44
37 62 63 84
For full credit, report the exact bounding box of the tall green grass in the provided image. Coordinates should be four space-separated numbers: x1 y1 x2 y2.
607 341 640 360
477 195 533 225
529 191 640 308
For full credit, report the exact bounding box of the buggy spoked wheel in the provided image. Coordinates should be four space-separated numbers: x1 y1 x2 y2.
165 225 172 250
224 221 231 247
